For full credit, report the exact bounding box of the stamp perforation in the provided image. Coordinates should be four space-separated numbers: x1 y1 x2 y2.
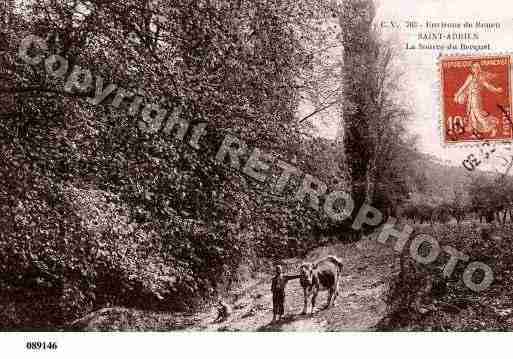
438 52 513 148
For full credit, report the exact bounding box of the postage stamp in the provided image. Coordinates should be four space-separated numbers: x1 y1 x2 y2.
440 54 513 144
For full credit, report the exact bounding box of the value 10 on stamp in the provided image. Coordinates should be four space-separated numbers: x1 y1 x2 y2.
441 55 513 144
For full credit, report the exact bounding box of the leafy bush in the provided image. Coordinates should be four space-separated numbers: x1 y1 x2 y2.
380 223 513 331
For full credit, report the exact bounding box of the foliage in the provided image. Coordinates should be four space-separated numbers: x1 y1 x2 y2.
0 0 346 328
339 0 420 220
469 174 513 224
381 223 513 331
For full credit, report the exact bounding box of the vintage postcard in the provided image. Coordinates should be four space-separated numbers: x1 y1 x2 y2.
2 0 513 358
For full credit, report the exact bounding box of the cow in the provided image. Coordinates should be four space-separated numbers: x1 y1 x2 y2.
299 255 344 315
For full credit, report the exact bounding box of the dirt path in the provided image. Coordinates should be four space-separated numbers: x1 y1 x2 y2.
71 239 400 331
189 239 400 331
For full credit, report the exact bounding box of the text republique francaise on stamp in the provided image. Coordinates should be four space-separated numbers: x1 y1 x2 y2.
441 55 512 144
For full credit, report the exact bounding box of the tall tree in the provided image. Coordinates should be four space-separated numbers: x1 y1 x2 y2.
340 0 376 211
340 0 414 223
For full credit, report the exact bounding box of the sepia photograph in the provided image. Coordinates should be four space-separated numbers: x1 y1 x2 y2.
1 0 513 357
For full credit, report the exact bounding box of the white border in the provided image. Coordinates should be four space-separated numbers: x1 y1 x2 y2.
1 332 512 359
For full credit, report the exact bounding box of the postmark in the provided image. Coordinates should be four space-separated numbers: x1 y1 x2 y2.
440 54 513 144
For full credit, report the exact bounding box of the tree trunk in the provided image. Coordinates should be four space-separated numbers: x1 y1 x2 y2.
340 0 376 226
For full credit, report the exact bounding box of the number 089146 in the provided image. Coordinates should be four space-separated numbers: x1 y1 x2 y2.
25 341 58 350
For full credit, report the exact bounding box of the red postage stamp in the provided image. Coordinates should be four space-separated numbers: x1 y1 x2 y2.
441 55 512 144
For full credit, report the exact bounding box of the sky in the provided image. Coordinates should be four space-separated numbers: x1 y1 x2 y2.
313 0 513 168
377 0 513 165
